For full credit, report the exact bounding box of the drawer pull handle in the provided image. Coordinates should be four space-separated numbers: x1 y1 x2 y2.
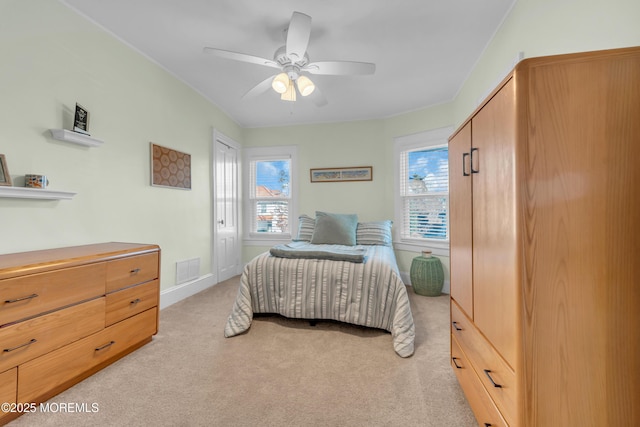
4 338 37 353
95 341 116 352
5 293 39 303
452 357 462 369
484 424 493 427
452 321 462 331
130 268 141 274
483 369 502 388
130 298 141 305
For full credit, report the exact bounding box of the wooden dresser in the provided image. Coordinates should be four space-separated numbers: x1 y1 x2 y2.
0 242 160 425
449 47 640 426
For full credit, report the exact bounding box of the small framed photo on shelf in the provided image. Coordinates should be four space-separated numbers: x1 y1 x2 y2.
0 154 12 186
73 103 90 135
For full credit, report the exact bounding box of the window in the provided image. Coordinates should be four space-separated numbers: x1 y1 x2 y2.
394 127 452 254
244 146 298 243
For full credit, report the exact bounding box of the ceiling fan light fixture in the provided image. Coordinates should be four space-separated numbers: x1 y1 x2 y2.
281 81 297 101
296 75 315 96
271 72 289 94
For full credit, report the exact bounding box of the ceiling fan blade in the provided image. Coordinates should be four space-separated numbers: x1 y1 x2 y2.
286 12 312 62
203 47 279 69
242 75 276 99
304 61 376 76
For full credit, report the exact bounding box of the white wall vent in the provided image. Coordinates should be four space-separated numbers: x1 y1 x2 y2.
176 258 200 284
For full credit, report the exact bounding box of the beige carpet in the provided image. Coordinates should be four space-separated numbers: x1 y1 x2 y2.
8 276 476 427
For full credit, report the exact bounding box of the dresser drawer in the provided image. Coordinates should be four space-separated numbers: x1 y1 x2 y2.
105 279 159 326
0 368 17 421
18 307 157 404
451 301 516 425
0 263 106 326
0 298 105 373
452 335 508 427
106 252 159 293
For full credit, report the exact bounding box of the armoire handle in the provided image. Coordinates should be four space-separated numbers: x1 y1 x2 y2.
452 321 462 331
462 152 470 176
471 147 480 174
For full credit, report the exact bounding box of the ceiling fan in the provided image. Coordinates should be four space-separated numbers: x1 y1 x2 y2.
203 11 376 106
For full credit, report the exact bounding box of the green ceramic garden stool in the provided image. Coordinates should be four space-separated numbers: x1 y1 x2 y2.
410 252 444 296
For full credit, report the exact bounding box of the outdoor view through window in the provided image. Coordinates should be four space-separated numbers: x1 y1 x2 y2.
254 160 290 233
405 147 449 240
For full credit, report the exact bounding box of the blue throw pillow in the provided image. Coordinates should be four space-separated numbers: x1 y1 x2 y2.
310 211 359 246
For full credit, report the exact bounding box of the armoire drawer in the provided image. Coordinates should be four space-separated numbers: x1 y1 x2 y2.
106 252 159 293
452 335 508 427
105 279 159 326
0 298 105 373
0 368 17 421
0 262 106 326
18 307 157 404
451 301 516 425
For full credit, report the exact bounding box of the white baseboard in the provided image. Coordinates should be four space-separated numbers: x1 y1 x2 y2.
401 271 450 295
159 273 217 310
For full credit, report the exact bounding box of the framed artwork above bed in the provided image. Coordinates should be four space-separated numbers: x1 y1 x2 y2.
310 166 372 183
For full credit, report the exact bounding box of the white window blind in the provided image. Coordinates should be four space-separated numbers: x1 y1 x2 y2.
399 146 449 241
249 159 291 234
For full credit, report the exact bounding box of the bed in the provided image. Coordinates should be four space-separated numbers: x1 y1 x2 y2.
224 212 415 357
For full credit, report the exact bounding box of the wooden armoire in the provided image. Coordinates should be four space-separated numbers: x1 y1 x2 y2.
448 47 640 426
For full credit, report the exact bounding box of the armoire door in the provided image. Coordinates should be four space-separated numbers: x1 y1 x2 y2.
449 122 473 318
470 78 518 368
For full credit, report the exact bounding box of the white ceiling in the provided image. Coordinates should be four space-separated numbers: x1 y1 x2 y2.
61 0 516 128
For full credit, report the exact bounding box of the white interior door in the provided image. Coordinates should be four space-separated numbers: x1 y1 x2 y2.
213 130 240 282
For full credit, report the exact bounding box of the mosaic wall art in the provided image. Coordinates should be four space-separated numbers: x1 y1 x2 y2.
151 143 191 189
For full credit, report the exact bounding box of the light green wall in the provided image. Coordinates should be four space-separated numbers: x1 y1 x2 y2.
244 121 389 219
0 0 241 290
2 0 638 293
242 0 640 280
453 0 640 126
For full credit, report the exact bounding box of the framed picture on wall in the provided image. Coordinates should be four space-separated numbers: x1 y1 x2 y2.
310 166 373 183
0 154 12 186
150 143 192 190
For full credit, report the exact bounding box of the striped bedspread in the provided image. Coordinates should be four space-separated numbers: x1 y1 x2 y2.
224 244 415 357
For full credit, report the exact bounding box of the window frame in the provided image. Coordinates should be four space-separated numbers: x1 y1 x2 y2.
393 126 453 256
243 145 298 246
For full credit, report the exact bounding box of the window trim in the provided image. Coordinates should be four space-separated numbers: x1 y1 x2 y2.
243 145 298 246
394 126 453 256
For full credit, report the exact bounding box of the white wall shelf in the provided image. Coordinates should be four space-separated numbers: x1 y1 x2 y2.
49 129 104 147
0 186 76 200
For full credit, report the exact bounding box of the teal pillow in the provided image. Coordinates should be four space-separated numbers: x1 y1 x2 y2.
310 211 359 246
